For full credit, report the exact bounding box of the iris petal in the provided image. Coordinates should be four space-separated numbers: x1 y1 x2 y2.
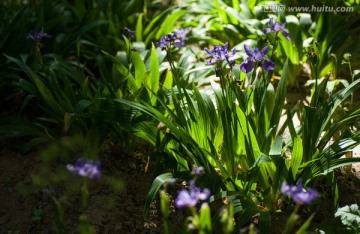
252 48 264 61
269 18 275 28
244 44 253 58
263 28 271 34
282 30 292 40
240 58 254 73
263 59 275 71
261 46 269 56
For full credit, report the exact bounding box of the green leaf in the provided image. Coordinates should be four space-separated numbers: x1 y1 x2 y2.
143 172 173 218
148 43 160 105
133 121 158 145
234 205 259 230
269 135 282 157
155 10 187 38
51 196 64 232
267 59 288 151
102 50 139 94
31 70 64 117
162 69 173 89
111 98 224 190
5 55 63 117
327 172 339 209
309 158 360 179
15 78 37 96
48 70 74 112
335 204 360 229
286 107 297 142
281 15 300 65
295 213 315 234
316 78 360 149
199 203 212 233
144 6 176 36
299 133 360 181
136 13 143 42
75 100 92 113
291 136 303 178
74 20 108 38
131 51 146 88
159 190 170 218
21 136 52 153
97 55 115 96
259 211 271 234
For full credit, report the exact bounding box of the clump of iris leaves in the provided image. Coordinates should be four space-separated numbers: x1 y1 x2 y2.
1 0 360 233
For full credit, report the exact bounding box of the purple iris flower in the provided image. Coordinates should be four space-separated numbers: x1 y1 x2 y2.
192 166 204 176
263 18 292 40
204 42 236 67
67 158 101 179
175 180 210 208
240 44 274 73
281 180 318 205
157 28 190 50
124 27 135 40
175 189 199 208
157 33 176 50
26 27 51 41
173 28 190 48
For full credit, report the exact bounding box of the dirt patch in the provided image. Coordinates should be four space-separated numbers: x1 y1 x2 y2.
2 140 360 233
0 140 164 234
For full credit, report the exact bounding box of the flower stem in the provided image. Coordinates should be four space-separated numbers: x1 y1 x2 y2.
81 179 89 209
283 204 300 234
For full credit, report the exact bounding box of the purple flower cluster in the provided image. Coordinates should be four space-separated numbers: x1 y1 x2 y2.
124 27 135 40
263 18 292 40
26 27 51 41
240 44 274 73
203 18 292 74
157 28 190 50
175 179 210 208
173 28 190 47
67 158 101 179
281 180 318 205
204 42 236 67
192 165 204 176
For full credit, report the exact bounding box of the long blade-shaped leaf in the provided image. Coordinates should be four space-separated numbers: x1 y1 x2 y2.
291 136 303 179
131 51 146 88
143 172 173 218
148 44 160 105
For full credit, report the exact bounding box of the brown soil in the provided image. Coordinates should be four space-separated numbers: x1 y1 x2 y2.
0 140 164 234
